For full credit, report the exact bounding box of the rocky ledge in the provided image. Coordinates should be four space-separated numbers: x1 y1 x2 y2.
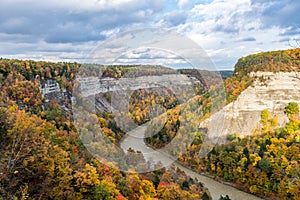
200 71 300 144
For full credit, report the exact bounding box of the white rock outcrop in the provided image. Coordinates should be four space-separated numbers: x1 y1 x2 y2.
78 74 200 97
200 71 300 144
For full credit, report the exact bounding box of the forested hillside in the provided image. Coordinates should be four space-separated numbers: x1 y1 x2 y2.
179 105 300 200
1 48 300 200
0 59 207 199
234 48 300 76
144 48 300 200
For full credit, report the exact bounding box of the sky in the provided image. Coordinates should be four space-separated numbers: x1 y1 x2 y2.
0 0 299 70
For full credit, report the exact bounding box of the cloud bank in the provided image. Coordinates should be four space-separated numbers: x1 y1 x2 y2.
0 0 299 69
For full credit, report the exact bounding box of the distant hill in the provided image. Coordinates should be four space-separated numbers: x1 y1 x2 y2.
234 48 300 77
178 69 232 88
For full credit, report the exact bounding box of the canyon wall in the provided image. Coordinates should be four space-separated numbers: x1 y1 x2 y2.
200 71 300 144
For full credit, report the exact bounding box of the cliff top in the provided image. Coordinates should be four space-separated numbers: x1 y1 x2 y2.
233 48 300 77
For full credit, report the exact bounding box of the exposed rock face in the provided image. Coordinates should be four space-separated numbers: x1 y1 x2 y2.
40 79 61 95
77 74 200 112
200 72 300 144
39 79 71 111
78 74 200 97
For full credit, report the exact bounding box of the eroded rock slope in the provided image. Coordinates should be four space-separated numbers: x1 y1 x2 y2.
200 71 300 144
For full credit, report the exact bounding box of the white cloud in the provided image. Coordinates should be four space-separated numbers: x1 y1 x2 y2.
186 25 291 69
169 0 296 69
178 0 191 8
1 0 158 12
0 0 298 70
189 0 258 33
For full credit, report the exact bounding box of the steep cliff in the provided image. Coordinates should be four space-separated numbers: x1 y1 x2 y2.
200 48 300 144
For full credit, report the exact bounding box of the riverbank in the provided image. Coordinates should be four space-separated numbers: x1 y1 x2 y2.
120 126 263 200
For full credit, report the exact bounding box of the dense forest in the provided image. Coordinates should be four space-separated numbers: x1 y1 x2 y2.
0 59 208 199
144 48 300 200
178 105 300 200
1 48 300 199
234 48 300 76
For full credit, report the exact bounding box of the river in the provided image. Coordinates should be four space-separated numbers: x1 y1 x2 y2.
120 125 263 200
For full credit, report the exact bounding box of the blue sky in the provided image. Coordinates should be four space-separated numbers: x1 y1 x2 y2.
0 0 299 70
